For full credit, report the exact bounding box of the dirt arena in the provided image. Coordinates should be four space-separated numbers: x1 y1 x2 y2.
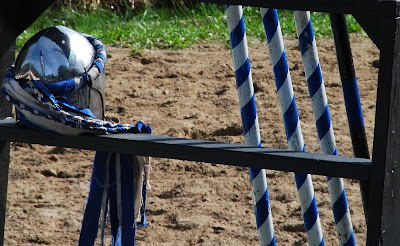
4 35 379 245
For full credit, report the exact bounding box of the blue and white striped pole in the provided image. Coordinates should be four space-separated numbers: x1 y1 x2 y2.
293 11 356 245
226 5 276 246
261 8 324 246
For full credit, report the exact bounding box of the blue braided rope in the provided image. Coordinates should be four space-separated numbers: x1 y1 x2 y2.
293 11 355 246
226 5 275 246
261 8 324 246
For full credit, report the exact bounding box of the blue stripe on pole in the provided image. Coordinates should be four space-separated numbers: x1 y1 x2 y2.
249 168 261 182
274 55 289 91
303 196 318 231
306 64 323 98
342 77 364 128
282 99 299 141
262 9 278 43
229 16 246 50
240 95 257 135
267 237 276 246
295 173 308 190
235 58 251 88
298 21 314 56
332 147 338 156
254 192 270 229
332 190 348 224
345 233 356 246
315 105 331 140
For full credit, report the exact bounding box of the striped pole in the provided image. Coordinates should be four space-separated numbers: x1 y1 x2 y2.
261 8 324 246
293 11 356 245
329 13 370 222
226 5 276 246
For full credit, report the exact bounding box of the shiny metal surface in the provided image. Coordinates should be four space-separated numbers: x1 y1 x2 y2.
14 25 95 84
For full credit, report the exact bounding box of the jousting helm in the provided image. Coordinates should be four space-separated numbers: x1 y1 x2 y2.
14 25 106 119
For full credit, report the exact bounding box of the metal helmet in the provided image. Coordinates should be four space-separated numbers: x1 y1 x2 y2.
14 25 105 119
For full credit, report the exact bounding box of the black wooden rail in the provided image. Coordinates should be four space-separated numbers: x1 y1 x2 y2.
0 122 371 180
1 0 400 245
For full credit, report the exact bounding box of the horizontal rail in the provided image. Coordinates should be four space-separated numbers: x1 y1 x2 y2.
192 0 398 17
0 121 371 180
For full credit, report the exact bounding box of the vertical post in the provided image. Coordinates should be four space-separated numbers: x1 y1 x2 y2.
0 43 14 246
226 6 276 245
367 14 400 246
329 13 370 223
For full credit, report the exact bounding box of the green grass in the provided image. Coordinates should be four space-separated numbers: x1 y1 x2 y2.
18 4 364 54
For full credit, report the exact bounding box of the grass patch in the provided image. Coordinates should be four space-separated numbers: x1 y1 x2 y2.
18 4 364 54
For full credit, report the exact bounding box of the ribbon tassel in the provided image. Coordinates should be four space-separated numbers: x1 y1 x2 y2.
79 152 150 246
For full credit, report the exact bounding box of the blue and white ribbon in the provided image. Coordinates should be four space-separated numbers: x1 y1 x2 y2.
226 5 276 246
261 8 324 246
294 11 355 245
1 68 149 135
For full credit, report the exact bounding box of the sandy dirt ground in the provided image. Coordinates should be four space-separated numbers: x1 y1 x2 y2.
4 35 379 245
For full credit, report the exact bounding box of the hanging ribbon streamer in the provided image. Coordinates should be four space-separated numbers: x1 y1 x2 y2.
79 143 151 246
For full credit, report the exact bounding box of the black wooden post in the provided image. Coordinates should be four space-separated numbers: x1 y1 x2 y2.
0 44 14 246
367 10 400 245
329 13 370 223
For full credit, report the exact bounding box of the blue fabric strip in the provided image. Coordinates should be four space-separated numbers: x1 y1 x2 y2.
32 80 59 107
229 16 245 50
17 112 59 135
107 154 119 245
315 105 331 140
79 152 109 246
137 179 147 228
47 78 78 96
96 52 106 62
120 154 136 246
342 77 364 128
95 60 104 73
240 95 257 135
